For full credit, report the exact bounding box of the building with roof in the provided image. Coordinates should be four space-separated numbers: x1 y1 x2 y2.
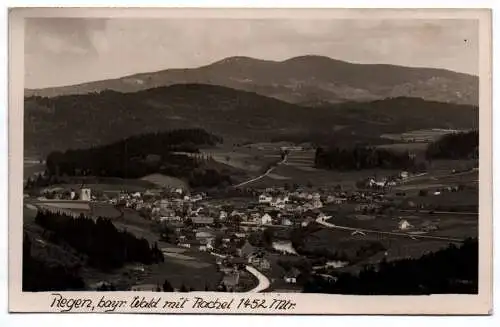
238 240 257 258
191 216 214 226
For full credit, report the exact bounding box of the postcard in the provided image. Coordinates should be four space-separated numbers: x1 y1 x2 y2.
8 7 493 315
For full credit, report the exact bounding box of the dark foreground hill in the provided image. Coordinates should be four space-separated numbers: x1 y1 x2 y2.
25 55 478 106
25 84 478 157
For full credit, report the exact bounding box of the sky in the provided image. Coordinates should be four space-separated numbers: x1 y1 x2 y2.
24 18 479 89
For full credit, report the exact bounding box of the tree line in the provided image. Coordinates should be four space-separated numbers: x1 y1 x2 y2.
42 128 231 188
303 238 478 295
314 146 416 171
34 210 164 271
426 130 479 160
23 232 86 292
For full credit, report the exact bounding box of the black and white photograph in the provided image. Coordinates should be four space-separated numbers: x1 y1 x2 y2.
8 7 493 315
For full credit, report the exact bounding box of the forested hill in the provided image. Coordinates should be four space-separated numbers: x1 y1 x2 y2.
426 130 479 160
43 129 232 189
25 84 478 156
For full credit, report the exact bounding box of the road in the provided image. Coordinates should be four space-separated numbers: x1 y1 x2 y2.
245 265 271 293
233 155 288 188
399 209 478 216
208 252 270 293
315 217 464 243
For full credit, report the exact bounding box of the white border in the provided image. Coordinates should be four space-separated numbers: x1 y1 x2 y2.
2 1 498 325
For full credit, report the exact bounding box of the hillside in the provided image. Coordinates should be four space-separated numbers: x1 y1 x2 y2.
25 84 478 157
25 55 478 106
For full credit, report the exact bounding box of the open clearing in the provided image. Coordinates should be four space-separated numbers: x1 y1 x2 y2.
140 173 188 189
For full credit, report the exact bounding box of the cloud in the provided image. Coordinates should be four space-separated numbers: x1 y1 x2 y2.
25 18 108 56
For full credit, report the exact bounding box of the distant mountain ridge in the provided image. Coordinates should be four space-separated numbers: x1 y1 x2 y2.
25 84 478 157
25 55 479 106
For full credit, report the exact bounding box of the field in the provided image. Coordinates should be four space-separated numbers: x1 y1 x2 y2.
251 164 403 190
140 173 189 190
40 178 156 194
380 128 468 142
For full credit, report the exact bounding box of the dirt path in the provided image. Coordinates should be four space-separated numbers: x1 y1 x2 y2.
233 155 288 188
315 217 464 243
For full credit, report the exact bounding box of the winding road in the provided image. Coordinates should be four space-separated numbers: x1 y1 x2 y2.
315 216 464 243
233 155 288 188
208 252 270 293
245 266 271 293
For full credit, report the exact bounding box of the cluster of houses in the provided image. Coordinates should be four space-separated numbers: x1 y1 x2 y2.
397 218 439 232
364 171 410 189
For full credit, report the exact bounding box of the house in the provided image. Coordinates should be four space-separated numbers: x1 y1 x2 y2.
178 242 192 249
281 217 293 226
421 220 438 232
80 188 92 201
195 229 216 242
259 194 273 204
191 216 214 226
368 178 387 188
199 243 213 252
249 256 271 270
301 217 315 227
311 199 323 209
191 194 203 202
158 199 169 209
159 207 176 217
219 210 228 221
284 268 301 284
248 212 261 223
260 213 273 225
159 216 181 223
238 240 257 258
400 171 409 180
221 272 240 291
398 219 413 231
325 195 346 204
234 232 247 238
270 201 285 210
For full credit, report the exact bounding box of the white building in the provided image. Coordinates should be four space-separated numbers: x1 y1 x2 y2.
219 210 228 221
312 199 323 209
399 219 413 231
259 194 272 204
260 213 273 225
80 188 91 201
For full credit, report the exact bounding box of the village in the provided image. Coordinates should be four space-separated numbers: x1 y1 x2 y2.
23 163 475 293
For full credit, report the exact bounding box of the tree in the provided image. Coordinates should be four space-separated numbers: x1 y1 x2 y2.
162 279 174 292
179 283 188 292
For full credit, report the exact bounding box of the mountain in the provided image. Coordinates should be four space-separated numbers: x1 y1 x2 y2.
25 84 478 157
25 55 478 106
